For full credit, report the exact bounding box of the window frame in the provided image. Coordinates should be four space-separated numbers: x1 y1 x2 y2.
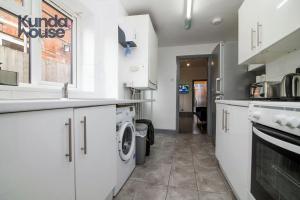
0 6 32 84
39 0 78 88
0 0 78 89
0 0 32 16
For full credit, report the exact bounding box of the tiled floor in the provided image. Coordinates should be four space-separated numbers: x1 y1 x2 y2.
114 133 235 200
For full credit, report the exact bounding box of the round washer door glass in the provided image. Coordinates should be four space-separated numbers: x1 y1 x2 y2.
118 122 135 161
122 126 133 155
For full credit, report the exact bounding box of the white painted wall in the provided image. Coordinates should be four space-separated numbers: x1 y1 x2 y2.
79 0 128 99
152 43 217 131
266 49 300 81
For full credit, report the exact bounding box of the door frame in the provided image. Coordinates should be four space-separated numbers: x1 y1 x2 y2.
176 55 211 133
192 79 208 112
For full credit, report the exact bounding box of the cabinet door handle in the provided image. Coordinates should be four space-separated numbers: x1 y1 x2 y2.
251 28 256 50
216 78 221 94
65 118 72 162
222 109 225 130
225 111 230 132
80 116 87 155
224 111 227 132
257 23 262 47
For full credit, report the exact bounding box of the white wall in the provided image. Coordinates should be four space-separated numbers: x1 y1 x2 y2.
79 0 128 99
266 49 300 81
152 43 217 131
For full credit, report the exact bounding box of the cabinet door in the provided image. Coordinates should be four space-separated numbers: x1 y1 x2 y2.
148 17 158 86
226 105 251 200
215 103 226 163
74 106 116 200
0 109 75 200
259 0 300 51
238 0 258 64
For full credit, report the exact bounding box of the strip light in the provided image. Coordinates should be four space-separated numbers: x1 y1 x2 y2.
185 0 193 30
186 0 193 19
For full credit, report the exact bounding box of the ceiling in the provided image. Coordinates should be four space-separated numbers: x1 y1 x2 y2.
120 0 243 47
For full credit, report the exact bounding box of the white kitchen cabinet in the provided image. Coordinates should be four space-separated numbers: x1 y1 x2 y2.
0 109 75 200
0 105 117 200
120 14 158 90
239 0 300 64
215 103 227 165
260 0 300 51
238 0 259 64
74 106 116 200
215 103 251 200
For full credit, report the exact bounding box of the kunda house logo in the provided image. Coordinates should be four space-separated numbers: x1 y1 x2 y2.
18 15 70 38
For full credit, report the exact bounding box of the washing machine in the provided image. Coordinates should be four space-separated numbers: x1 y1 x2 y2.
113 106 136 196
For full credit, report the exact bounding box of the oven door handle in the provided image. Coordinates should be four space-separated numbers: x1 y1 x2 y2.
253 127 300 155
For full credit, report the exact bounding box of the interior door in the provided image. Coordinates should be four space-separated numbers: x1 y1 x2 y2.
74 106 116 200
0 109 75 200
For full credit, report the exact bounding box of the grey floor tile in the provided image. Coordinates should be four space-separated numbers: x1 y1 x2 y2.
116 132 235 200
145 149 174 165
196 170 229 193
133 187 167 200
130 163 172 186
198 191 234 200
166 187 199 200
114 180 168 200
193 153 218 169
169 165 197 190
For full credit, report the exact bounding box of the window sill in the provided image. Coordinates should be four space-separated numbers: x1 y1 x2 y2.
0 84 97 100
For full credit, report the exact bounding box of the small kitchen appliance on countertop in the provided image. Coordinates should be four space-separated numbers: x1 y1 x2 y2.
280 67 300 101
0 62 19 86
250 81 281 100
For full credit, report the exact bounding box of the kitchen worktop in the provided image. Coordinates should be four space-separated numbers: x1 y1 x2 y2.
215 100 251 107
0 99 152 114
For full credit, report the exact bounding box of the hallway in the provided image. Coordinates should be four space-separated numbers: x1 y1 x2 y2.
114 133 235 200
179 113 204 134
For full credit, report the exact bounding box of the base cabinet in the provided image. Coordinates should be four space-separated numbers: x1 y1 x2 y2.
0 109 75 200
0 106 116 200
216 103 251 200
74 106 116 200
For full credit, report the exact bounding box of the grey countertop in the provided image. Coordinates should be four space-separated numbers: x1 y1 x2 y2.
0 98 152 114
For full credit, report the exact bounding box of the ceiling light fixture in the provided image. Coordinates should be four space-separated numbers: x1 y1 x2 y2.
184 0 193 30
277 0 289 9
212 17 223 25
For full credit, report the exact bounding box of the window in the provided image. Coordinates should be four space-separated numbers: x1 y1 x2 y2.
41 1 75 84
0 8 30 83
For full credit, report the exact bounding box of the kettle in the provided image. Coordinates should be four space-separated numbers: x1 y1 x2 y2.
280 68 300 100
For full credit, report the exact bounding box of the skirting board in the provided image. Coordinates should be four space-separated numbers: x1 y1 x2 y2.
155 129 177 134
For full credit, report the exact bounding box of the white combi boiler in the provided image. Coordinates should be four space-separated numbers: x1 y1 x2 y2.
113 106 136 196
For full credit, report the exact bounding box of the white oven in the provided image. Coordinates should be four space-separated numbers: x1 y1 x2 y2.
249 102 300 200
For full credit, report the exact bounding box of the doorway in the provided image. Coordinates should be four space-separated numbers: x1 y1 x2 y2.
177 56 209 134
192 80 208 132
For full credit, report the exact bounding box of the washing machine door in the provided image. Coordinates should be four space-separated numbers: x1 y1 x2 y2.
118 122 135 162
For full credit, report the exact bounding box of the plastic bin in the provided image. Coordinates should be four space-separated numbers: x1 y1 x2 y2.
135 123 148 165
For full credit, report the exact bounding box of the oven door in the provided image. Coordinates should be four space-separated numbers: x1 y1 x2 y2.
251 123 300 200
